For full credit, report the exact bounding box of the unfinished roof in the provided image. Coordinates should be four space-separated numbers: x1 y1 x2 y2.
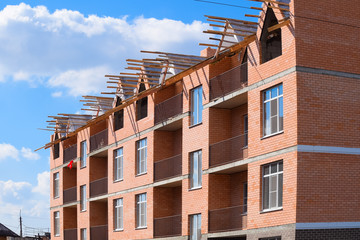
0 223 19 237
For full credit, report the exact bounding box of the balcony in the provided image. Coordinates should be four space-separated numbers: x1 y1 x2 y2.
64 228 77 240
90 177 108 198
154 154 182 182
209 134 248 167
63 144 77 164
155 93 183 124
90 225 108 240
90 129 108 153
208 205 247 233
210 63 248 101
154 215 182 238
63 187 77 204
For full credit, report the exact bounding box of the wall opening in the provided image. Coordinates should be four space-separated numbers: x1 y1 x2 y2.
136 81 148 121
260 6 282 63
114 97 124 131
53 133 59 159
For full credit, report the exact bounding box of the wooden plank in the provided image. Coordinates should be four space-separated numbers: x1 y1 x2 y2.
268 19 291 32
203 30 249 37
199 43 219 48
209 37 238 44
205 15 258 25
250 6 263 10
245 14 260 18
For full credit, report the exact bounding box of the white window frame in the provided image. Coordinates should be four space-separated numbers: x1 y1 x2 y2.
114 198 123 231
136 138 147 175
53 172 59 199
263 84 283 137
190 86 203 126
80 228 87 240
54 211 60 237
262 161 283 211
114 148 124 182
80 140 87 168
190 150 202 189
80 185 86 212
136 193 147 228
190 214 201 240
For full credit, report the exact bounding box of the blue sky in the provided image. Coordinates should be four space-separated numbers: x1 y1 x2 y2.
0 0 260 235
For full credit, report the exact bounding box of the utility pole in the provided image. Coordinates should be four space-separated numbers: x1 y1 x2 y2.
19 210 23 238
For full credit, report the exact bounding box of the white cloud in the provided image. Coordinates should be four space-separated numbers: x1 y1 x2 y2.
0 143 19 161
21 147 41 160
51 91 63 97
0 3 209 96
0 180 31 198
32 171 50 196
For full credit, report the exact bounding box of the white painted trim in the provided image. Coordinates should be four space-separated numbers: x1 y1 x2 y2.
296 222 360 230
297 145 360 155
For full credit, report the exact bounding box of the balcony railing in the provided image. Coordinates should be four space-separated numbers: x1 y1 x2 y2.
63 186 77 204
63 144 77 164
90 177 108 198
154 154 182 182
90 225 108 240
209 63 248 100
208 205 247 233
155 93 183 124
209 134 247 167
154 215 182 238
64 228 77 240
90 129 108 152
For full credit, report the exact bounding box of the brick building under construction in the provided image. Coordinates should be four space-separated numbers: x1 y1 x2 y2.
43 0 360 239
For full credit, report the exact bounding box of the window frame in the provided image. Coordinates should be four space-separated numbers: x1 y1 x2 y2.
114 148 124 182
135 193 147 229
190 86 203 126
80 140 87 168
189 214 201 240
80 185 86 212
54 211 60 237
262 84 283 137
260 237 281 240
80 228 87 240
53 172 59 199
189 150 202 189
136 138 147 175
114 198 123 231
262 161 283 211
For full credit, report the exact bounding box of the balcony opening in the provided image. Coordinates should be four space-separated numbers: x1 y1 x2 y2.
53 133 60 159
136 81 148 120
90 120 108 153
260 6 282 63
89 156 108 198
114 97 124 131
63 207 77 240
63 167 77 204
90 201 108 240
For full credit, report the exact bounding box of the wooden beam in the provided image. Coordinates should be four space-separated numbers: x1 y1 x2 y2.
203 30 249 37
199 43 220 48
268 19 291 32
245 14 260 18
205 15 258 25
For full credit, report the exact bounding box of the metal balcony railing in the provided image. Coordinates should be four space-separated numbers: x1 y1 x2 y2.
209 134 248 167
155 93 183 124
154 154 182 182
63 144 77 164
90 129 108 152
64 228 77 240
209 63 248 100
154 215 182 238
208 205 247 233
90 177 108 198
63 186 77 204
90 225 108 240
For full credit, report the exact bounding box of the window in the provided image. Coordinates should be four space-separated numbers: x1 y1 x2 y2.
190 214 201 240
262 161 283 210
263 84 283 136
53 172 59 198
190 86 203 126
136 138 147 175
114 97 124 131
114 198 123 230
243 182 248 214
190 150 202 189
80 185 86 211
136 193 147 228
260 7 282 63
136 82 148 120
54 211 60 236
260 237 281 240
244 114 248 147
80 228 87 240
53 134 59 159
114 148 124 181
80 140 87 168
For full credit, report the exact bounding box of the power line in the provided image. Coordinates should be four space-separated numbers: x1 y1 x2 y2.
194 0 256 10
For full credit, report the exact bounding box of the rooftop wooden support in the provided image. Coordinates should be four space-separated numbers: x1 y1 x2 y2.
268 19 291 32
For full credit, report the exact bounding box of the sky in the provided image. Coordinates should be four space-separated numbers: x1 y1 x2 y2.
0 0 260 236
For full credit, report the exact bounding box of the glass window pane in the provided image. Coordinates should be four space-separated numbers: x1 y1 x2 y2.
271 116 278 134
264 165 270 175
279 162 283 171
279 97 283 131
271 163 278 173
198 88 203 123
263 177 269 209
271 87 278 98
271 99 278 117
264 102 271 135
265 90 271 100
270 191 277 208
278 174 283 207
270 175 277 192
279 84 283 95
